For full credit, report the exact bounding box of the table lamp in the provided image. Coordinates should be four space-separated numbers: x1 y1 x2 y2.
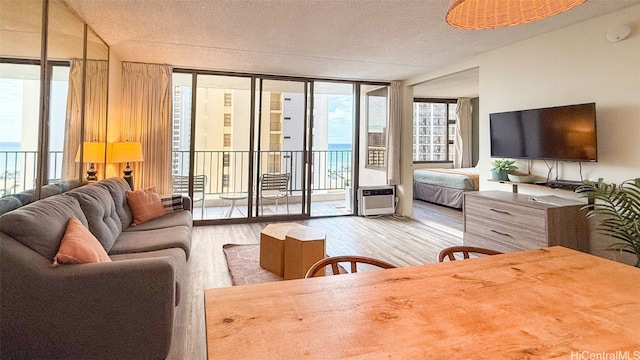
75 142 106 181
109 141 144 190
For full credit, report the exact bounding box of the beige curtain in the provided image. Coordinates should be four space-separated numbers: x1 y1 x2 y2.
454 97 472 168
62 59 108 180
120 62 172 193
386 81 402 185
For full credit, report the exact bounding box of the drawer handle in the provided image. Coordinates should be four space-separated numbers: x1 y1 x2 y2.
491 229 512 238
490 208 511 215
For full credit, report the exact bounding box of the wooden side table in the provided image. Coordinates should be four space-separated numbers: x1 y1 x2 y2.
284 227 326 280
259 223 299 276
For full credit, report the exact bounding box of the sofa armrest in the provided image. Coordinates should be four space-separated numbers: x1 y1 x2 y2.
1 235 176 359
182 194 192 212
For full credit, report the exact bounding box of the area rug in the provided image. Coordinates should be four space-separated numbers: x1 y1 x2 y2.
222 244 345 286
222 244 282 285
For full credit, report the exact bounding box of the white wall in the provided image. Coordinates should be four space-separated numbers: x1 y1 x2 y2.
477 6 640 190
401 5 640 264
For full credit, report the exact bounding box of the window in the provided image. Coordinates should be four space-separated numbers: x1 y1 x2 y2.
365 86 388 169
224 113 231 127
223 134 231 147
412 99 457 162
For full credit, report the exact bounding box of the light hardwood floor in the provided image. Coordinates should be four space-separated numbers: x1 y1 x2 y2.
168 201 463 360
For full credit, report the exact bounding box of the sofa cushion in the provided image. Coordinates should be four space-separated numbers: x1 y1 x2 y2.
66 184 122 252
96 177 133 228
109 225 192 260
126 187 166 226
41 184 63 198
0 195 87 260
0 195 22 215
53 217 111 266
13 189 35 205
124 210 192 232
53 179 85 192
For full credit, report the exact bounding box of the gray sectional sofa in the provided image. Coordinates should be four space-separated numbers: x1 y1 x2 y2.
0 177 192 359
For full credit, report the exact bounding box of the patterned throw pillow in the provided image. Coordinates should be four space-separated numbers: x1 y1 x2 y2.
125 187 166 226
52 217 111 266
160 194 184 213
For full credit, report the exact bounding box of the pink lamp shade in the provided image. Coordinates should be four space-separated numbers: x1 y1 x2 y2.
446 0 586 30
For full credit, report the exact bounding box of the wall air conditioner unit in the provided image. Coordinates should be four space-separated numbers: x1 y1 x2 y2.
358 185 395 216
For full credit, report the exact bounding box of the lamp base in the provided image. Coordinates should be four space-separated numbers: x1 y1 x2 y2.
86 164 98 182
123 164 134 190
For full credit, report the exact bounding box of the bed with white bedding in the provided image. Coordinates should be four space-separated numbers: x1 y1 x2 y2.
413 167 479 209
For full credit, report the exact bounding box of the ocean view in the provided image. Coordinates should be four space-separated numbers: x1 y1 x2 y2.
326 143 352 171
0 142 23 178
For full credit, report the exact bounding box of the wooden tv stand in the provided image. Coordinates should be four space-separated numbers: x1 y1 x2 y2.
463 191 589 253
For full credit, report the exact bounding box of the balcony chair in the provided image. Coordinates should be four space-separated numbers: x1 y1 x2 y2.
305 255 397 278
438 246 503 262
259 173 290 216
172 175 207 218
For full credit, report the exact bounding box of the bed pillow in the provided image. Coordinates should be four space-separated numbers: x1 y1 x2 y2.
52 217 111 266
126 186 166 226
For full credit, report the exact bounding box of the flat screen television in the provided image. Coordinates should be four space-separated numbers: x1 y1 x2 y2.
490 102 597 162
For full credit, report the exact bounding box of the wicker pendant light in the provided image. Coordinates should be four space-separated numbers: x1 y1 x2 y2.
446 0 587 30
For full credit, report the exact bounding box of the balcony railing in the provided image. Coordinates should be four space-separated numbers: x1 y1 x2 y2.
0 150 64 196
0 149 362 197
171 150 354 195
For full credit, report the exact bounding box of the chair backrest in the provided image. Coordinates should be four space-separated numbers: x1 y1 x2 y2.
438 246 503 262
259 173 290 192
305 255 397 278
172 175 206 200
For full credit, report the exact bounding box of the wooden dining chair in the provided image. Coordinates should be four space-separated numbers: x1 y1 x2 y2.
438 246 503 262
304 255 397 278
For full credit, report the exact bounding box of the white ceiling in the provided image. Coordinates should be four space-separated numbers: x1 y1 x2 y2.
64 0 639 95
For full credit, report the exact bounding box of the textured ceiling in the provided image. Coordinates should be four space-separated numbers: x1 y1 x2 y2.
64 0 639 87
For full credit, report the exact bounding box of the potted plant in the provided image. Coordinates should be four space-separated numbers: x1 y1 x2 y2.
490 159 517 181
576 178 640 267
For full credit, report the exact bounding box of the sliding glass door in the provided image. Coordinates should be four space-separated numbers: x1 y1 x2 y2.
255 79 309 218
310 81 355 216
173 69 387 223
172 73 253 220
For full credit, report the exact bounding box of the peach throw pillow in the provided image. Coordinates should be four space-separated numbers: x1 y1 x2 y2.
52 217 111 266
126 186 166 226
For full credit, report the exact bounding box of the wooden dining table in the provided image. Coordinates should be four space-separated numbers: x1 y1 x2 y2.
204 246 640 359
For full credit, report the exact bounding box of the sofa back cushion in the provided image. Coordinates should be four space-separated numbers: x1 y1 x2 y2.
0 195 88 260
0 196 22 216
97 177 133 229
66 184 122 252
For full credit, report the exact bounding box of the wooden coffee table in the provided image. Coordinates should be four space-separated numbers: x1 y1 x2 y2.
259 223 326 279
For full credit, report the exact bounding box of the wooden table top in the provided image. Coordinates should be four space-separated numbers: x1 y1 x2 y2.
205 247 640 359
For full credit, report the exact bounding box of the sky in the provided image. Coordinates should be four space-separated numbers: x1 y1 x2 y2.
327 95 353 144
0 79 23 143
